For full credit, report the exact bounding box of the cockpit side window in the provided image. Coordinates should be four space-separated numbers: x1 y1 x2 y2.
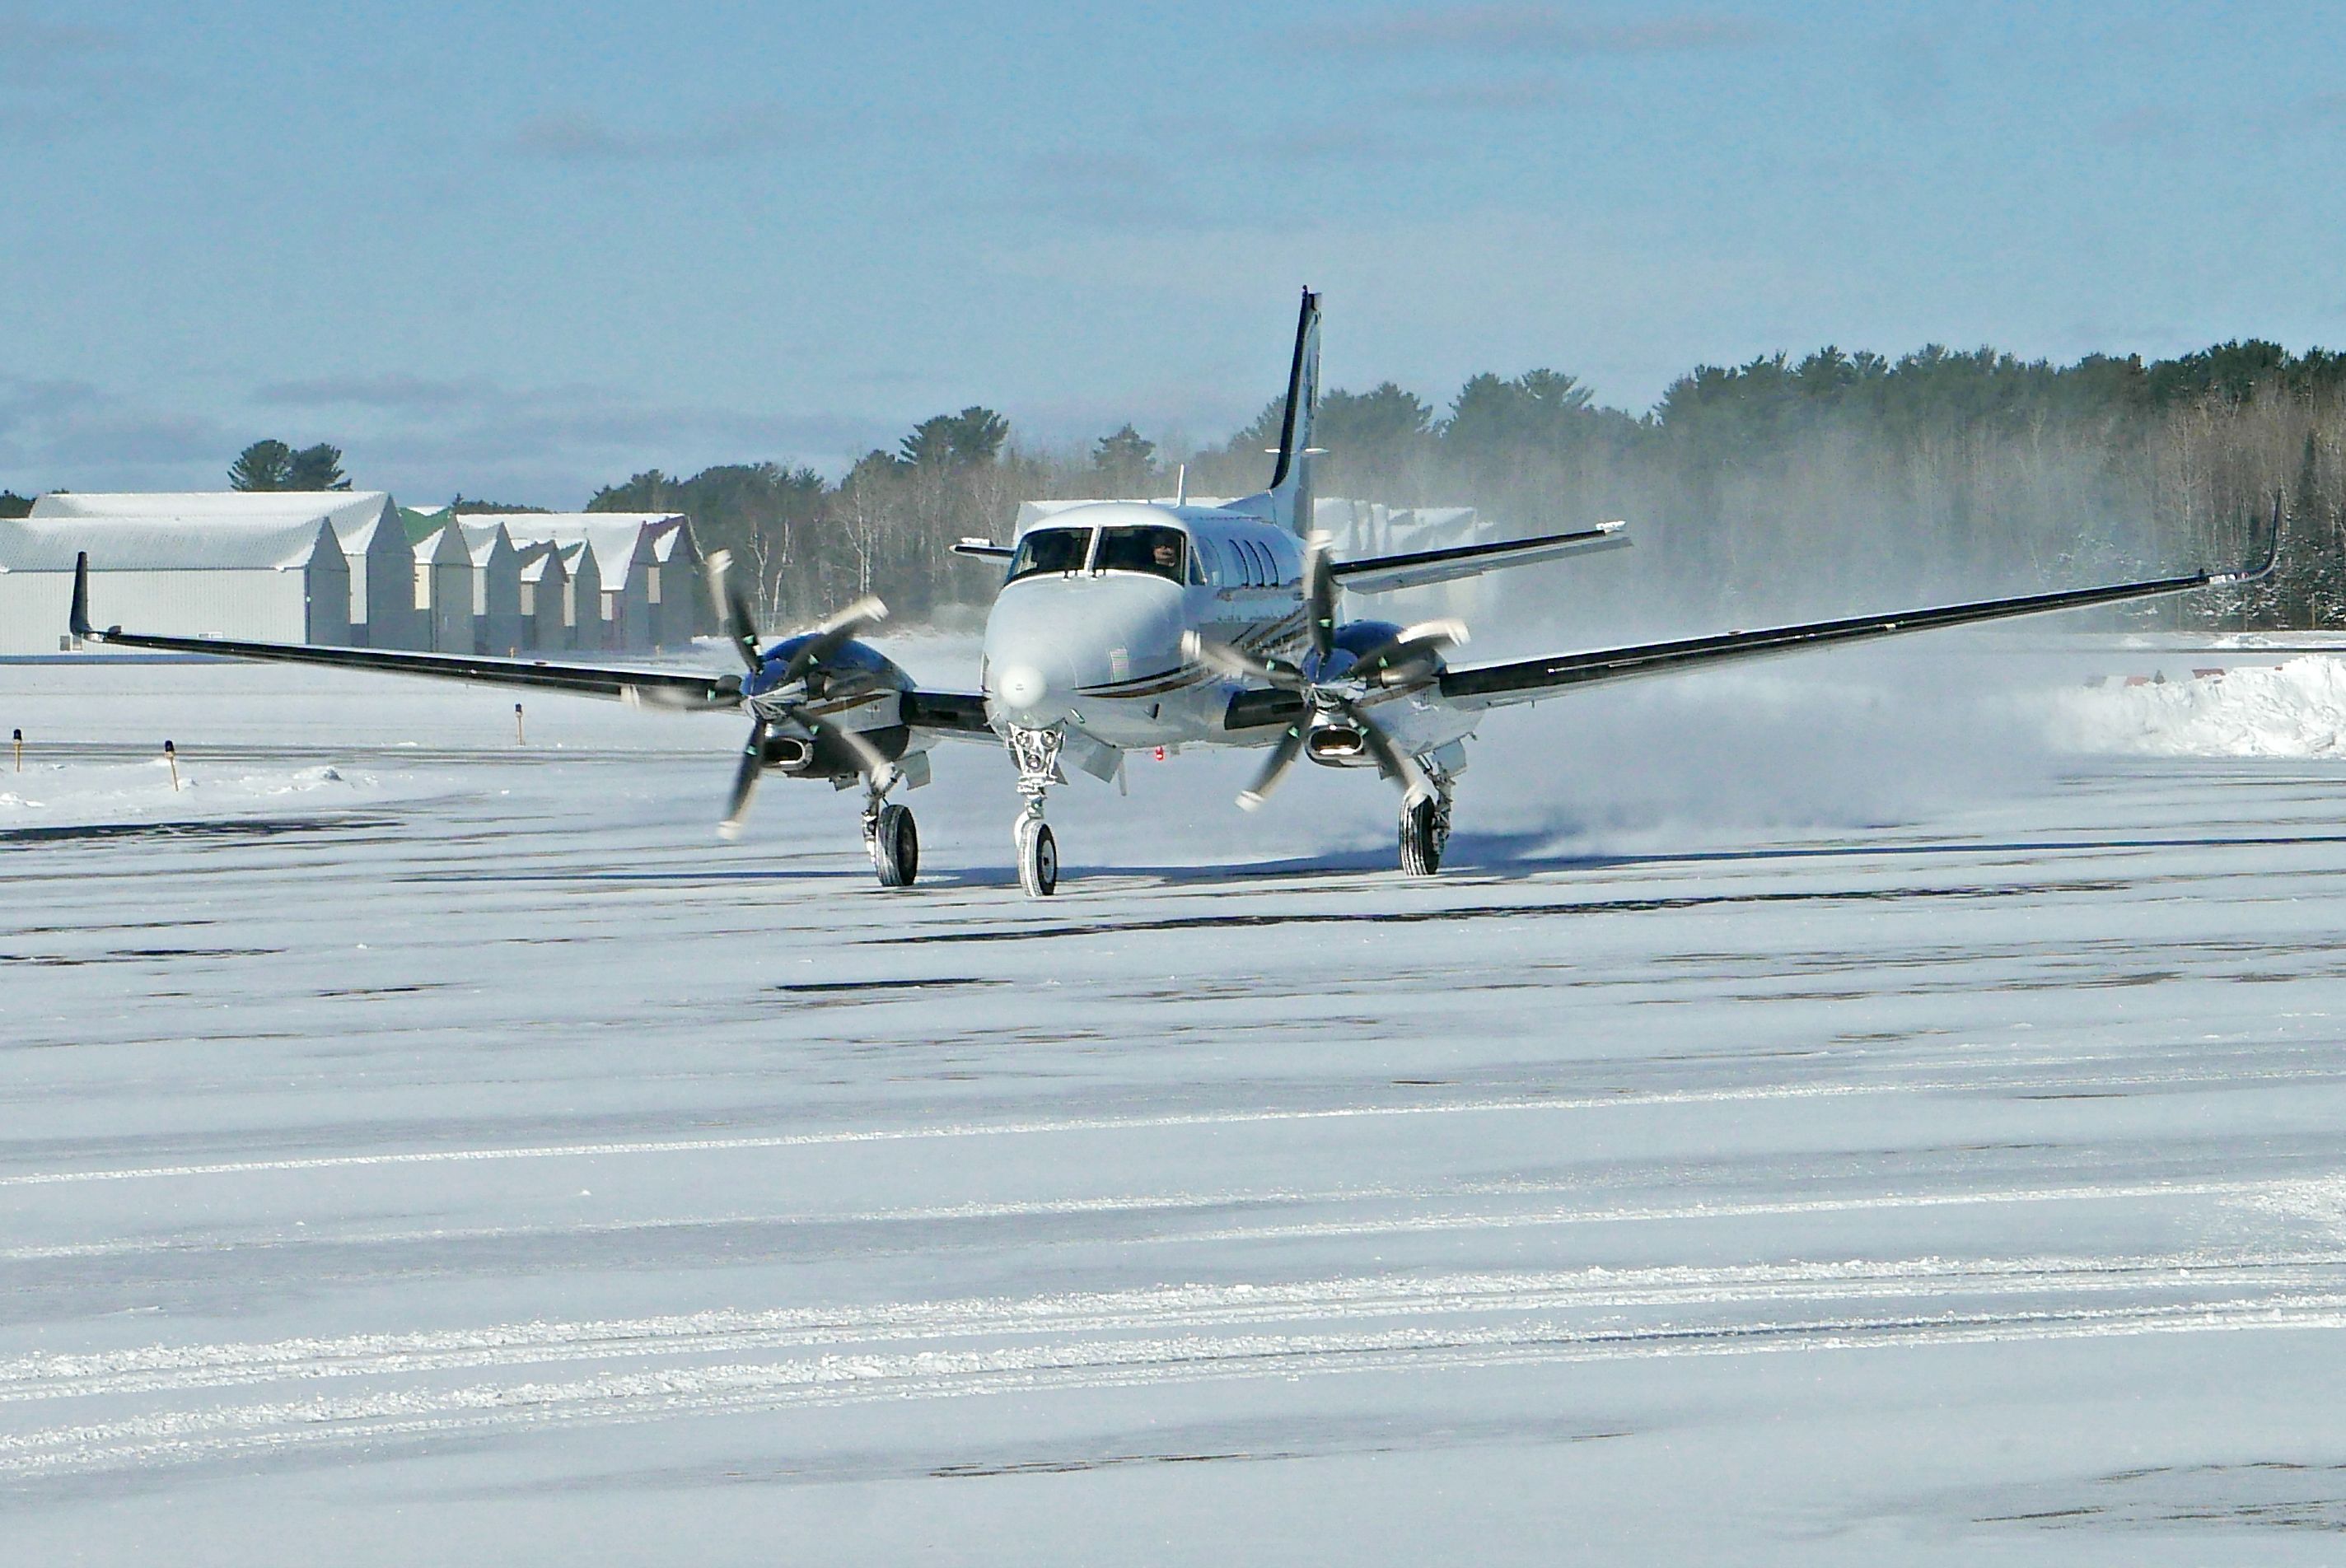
1007 527 1092 581
1096 525 1187 585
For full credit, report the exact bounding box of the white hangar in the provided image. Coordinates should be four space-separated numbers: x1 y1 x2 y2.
0 511 350 655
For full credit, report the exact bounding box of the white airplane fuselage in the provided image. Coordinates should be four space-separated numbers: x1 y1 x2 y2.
977 500 1476 766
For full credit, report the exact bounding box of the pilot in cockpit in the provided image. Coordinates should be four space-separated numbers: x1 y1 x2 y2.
1152 536 1181 575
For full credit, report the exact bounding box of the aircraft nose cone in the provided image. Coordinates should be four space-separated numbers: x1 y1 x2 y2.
995 663 1049 712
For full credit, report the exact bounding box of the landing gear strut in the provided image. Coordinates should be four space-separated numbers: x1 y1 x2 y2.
1400 773 1452 876
862 772 918 889
1007 726 1063 898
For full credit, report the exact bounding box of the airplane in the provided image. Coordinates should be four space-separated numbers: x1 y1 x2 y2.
65 290 2277 898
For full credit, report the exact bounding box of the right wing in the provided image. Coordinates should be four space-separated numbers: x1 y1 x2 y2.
70 552 740 707
1438 554 2269 711
1332 521 1627 594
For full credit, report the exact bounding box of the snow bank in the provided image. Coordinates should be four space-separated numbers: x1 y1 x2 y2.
0 759 392 828
2049 654 2346 758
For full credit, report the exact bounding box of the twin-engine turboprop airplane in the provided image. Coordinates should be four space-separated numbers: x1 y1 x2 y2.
66 290 2275 896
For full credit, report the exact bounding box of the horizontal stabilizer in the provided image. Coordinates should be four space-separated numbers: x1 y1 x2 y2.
1333 521 1627 594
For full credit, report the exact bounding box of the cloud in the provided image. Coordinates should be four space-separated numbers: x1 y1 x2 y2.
0 376 234 485
0 15 143 138
507 102 806 164
255 374 500 412
0 17 126 82
2095 105 2193 147
1232 124 1423 166
1013 150 1198 227
1404 76 1577 112
1312 6 1774 58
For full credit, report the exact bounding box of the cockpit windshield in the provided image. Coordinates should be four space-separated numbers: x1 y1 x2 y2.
1096 525 1187 584
1007 527 1091 581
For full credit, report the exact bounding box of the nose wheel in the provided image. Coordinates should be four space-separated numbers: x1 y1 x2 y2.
1006 725 1066 898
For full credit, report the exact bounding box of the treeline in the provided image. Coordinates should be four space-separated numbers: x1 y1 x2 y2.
586 338 2346 632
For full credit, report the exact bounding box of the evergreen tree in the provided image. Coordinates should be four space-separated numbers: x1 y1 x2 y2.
1089 424 1157 496
287 442 350 491
228 439 294 492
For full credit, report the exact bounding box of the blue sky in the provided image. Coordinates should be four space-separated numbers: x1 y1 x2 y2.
5 1 2344 504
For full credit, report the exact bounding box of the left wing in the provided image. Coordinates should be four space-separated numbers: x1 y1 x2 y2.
1332 521 1626 594
1440 549 2274 711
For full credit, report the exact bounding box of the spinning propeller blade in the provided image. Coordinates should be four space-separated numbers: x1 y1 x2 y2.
1183 631 1305 691
1301 530 1338 667
1237 721 1308 811
778 596 889 687
705 550 764 674
720 716 768 841
1339 698 1432 803
1342 619 1469 688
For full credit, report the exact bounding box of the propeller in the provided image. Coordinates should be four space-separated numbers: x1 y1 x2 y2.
1185 534 1465 811
706 550 892 840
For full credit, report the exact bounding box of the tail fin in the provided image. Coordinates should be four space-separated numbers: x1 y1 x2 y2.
1268 288 1321 536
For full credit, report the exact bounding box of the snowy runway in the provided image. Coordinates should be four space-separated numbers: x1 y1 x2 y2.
7 655 2346 1562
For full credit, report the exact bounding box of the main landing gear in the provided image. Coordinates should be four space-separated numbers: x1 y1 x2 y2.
862 772 918 889
1400 772 1454 877
1007 725 1063 898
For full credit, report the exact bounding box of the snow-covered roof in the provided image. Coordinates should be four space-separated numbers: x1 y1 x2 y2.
32 491 397 552
454 520 513 568
514 539 567 586
0 515 339 572
485 514 682 590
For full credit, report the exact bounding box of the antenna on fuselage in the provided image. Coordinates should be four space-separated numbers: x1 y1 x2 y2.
1174 464 1187 507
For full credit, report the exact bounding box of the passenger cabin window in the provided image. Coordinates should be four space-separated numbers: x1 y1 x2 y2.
1095 525 1187 584
1007 527 1091 581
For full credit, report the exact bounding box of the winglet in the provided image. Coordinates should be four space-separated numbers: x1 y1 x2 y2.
68 551 92 640
2209 493 2283 586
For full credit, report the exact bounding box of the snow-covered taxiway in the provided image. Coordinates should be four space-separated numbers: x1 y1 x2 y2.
9 639 2346 1564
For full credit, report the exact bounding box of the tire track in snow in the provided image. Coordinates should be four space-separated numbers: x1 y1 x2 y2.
7 1276 2344 1480
0 1173 2297 1267
10 1253 2336 1404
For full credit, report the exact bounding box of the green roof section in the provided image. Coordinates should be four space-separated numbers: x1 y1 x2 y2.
398 505 448 545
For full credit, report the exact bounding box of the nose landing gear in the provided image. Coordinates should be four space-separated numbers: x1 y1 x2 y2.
1007 725 1065 898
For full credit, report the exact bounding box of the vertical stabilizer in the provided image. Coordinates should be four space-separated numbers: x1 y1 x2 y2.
1268 288 1321 536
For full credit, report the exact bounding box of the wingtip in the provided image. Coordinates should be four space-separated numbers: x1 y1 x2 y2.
68 550 91 640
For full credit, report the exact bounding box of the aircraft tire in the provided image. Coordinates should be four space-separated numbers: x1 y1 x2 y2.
1016 819 1059 898
1400 796 1443 876
872 804 918 889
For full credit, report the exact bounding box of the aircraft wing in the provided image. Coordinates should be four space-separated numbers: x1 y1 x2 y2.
68 551 1004 729
1438 558 2269 712
1331 521 1627 594
68 550 741 707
